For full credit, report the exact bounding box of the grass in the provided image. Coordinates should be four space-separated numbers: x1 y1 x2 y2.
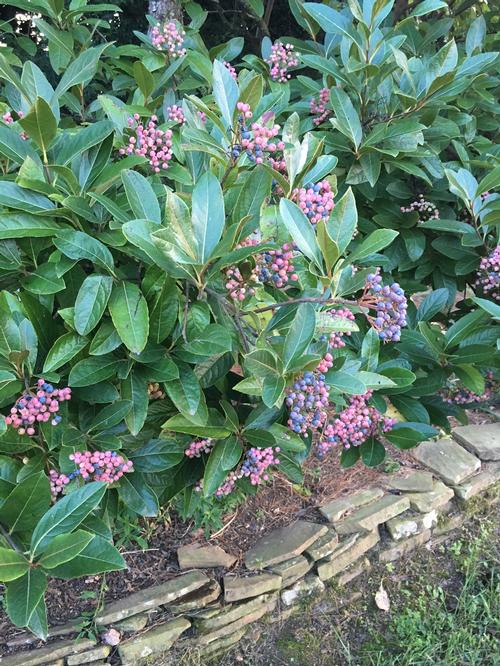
214 492 499 666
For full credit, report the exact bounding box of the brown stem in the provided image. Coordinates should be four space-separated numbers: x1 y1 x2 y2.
249 296 358 314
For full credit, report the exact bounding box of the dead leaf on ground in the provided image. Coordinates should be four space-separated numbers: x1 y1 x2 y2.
375 581 390 611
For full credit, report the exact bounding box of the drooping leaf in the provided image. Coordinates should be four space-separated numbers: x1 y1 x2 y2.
108 282 149 354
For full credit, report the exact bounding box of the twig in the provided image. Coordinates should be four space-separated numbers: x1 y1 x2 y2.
249 296 357 314
209 511 239 539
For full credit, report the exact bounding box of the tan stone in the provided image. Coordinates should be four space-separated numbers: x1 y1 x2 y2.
196 628 246 657
317 529 380 581
177 543 236 569
194 598 276 645
168 579 221 614
452 424 500 461
270 555 311 586
195 593 278 632
224 572 282 602
66 645 111 665
95 571 209 624
304 529 338 560
117 617 190 665
453 465 499 500
386 510 437 541
335 495 410 534
379 529 432 562
0 639 95 666
433 513 465 536
386 470 434 492
245 520 328 569
406 480 454 513
320 487 384 522
411 438 481 484
113 613 149 633
281 574 325 606
337 557 370 586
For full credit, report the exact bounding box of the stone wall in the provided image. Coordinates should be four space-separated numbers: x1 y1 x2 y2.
1 424 499 666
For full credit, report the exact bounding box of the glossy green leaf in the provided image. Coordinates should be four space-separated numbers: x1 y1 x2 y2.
108 282 149 354
360 438 385 467
37 530 93 569
279 198 323 268
283 303 316 370
5 568 47 628
74 275 113 336
43 332 88 372
191 171 225 263
54 230 115 274
326 187 357 254
0 548 30 582
121 169 161 224
88 400 132 433
47 535 126 578
329 88 362 149
18 97 57 158
69 355 120 387
0 471 51 534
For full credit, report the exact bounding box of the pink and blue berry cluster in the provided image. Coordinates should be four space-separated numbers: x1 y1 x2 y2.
6 379 71 436
265 41 299 82
286 371 330 436
325 308 356 349
293 181 335 224
362 270 407 342
400 194 439 222
440 371 497 405
316 391 396 459
233 103 285 165
167 104 185 124
224 61 237 80
474 246 499 301
185 438 214 458
50 450 133 497
310 88 331 126
151 21 186 58
119 114 173 173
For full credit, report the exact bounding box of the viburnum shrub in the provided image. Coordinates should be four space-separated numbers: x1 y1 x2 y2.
0 0 498 640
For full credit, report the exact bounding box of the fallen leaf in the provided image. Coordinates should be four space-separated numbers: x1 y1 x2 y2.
375 581 390 611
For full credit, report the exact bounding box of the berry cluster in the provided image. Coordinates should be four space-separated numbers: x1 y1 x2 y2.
316 392 396 459
286 371 330 436
120 114 173 173
325 308 356 349
2 109 27 140
265 41 299 82
310 88 331 126
361 270 407 342
214 447 280 497
292 181 335 224
225 265 256 302
440 371 496 405
6 379 71 436
474 246 499 301
151 21 186 58
197 110 207 124
232 103 285 166
50 451 133 497
184 438 214 458
400 195 440 222
224 61 237 80
167 104 185 124
148 382 165 400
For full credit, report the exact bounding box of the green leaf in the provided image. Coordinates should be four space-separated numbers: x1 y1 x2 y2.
262 375 285 407
123 219 189 278
53 120 114 166
121 170 161 224
361 328 379 372
357 371 396 389
444 310 488 349
418 219 472 233
0 182 55 213
466 15 486 56
329 88 362 149
71 355 122 388
132 438 184 472
191 171 225 263
348 229 398 263
316 220 339 273
5 568 47 628
0 214 59 240
165 364 203 419
203 437 242 496
133 60 154 99
74 275 113 336
416 288 449 322
53 44 109 99
54 230 115 274
303 3 360 46
37 530 93 570
326 187 357 254
453 364 485 395
22 263 65 295
0 124 40 164
283 303 316 370
183 324 232 357
121 370 149 436
117 472 158 517
409 0 447 17
0 471 51 534
477 167 500 197
386 423 438 449
31 482 106 556
244 349 280 378
360 438 385 467
47 535 126 578
326 370 366 395
108 282 149 354
279 198 323 268
43 332 87 373
18 97 57 158
213 59 239 128
378 367 415 387
149 278 179 343
470 296 500 320
0 548 30 582
162 414 231 438
88 400 132 433
340 446 360 468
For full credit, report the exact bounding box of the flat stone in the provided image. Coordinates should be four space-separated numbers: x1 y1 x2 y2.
379 529 432 563
177 543 236 569
335 495 410 534
433 512 465 536
117 617 190 665
270 555 311 586
168 579 221 614
113 613 149 633
320 487 384 522
337 557 370 586
194 598 277 646
304 529 338 560
245 520 328 570
411 438 481 485
0 639 95 666
224 572 282 602
95 571 209 624
67 646 111 665
195 593 278 632
196 628 246 657
406 480 454 513
386 510 438 541
281 574 325 607
452 464 499 500
386 470 434 493
453 424 500 461
317 529 380 581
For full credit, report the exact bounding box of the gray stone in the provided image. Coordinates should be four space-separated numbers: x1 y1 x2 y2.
453 424 500 461
281 574 325 607
433 512 465 536
66 646 111 665
0 639 95 666
386 510 438 541
95 571 209 624
224 572 282 602
195 593 278 632
196 628 246 657
194 598 276 645
304 529 338 561
379 529 432 563
168 579 221 614
245 520 328 570
337 557 370 586
270 555 311 586
386 470 434 493
406 480 454 513
177 543 236 569
117 617 190 665
320 487 384 522
411 438 481 485
113 613 149 633
317 529 380 581
335 495 410 534
453 465 499 500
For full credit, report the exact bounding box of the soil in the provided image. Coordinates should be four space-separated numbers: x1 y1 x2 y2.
0 408 497 657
